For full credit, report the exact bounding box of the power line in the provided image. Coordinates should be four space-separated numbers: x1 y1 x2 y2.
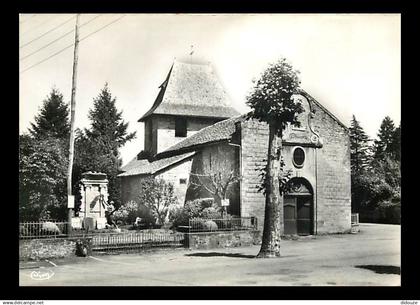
20 15 54 36
20 15 77 49
20 15 126 74
20 15 102 61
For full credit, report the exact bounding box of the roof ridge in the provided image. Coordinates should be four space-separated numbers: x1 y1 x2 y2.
155 114 245 159
299 89 349 131
138 60 239 122
174 59 212 66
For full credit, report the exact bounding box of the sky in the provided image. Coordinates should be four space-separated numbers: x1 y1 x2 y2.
19 14 401 166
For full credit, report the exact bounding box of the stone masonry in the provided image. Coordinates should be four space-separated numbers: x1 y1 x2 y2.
239 94 351 235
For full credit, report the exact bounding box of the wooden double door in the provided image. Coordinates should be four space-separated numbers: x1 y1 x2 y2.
284 195 313 235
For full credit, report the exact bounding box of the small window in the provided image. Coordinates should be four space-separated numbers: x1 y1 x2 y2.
175 118 187 137
179 178 187 185
292 147 305 168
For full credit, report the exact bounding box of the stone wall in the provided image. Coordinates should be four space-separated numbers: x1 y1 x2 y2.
20 238 77 261
186 230 261 249
239 94 351 235
157 159 193 204
239 119 268 232
149 115 219 154
311 102 351 234
120 158 193 206
185 142 240 215
120 175 143 205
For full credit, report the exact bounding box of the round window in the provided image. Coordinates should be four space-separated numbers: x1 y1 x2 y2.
292 147 305 168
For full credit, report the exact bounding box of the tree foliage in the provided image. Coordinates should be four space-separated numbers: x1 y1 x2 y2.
74 84 136 209
349 115 371 174
20 87 70 221
350 116 401 216
373 116 397 161
138 177 178 225
246 58 302 258
247 58 303 133
29 88 70 140
19 134 68 221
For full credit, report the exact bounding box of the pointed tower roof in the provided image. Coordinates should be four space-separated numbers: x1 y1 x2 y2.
138 60 240 122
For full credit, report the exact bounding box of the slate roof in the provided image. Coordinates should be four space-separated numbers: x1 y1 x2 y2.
138 60 240 122
156 115 245 159
118 152 195 177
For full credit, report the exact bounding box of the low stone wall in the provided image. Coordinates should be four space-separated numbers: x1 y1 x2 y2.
20 238 79 261
186 230 261 249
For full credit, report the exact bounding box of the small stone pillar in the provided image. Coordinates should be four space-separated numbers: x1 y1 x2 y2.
78 171 109 229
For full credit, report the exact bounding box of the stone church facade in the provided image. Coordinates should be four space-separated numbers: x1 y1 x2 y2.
119 60 351 235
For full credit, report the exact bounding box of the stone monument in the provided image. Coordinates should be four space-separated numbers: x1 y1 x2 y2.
76 171 110 229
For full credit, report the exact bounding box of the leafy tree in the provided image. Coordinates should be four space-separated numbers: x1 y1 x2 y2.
349 115 371 174
20 88 70 221
246 58 303 258
373 116 396 161
74 84 136 209
352 171 394 210
29 88 70 140
138 177 178 225
19 134 68 221
350 116 400 219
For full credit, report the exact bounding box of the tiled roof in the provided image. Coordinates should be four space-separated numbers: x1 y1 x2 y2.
138 60 240 122
118 152 195 177
156 115 245 159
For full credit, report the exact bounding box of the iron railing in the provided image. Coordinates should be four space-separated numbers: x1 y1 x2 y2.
20 221 73 239
351 213 359 225
20 221 186 252
188 217 258 233
91 231 186 252
20 221 89 239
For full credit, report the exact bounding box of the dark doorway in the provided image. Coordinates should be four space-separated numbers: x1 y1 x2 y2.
284 178 313 235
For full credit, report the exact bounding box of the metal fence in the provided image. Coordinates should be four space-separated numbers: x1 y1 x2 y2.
351 213 359 225
91 232 186 252
188 217 258 233
20 221 186 253
19 221 74 239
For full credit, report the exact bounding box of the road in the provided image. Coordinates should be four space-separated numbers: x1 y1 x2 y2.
19 223 400 286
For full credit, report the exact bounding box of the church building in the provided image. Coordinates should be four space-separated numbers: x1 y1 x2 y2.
119 60 351 236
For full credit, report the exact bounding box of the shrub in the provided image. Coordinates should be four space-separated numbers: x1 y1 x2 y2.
169 205 189 228
113 201 155 227
201 207 221 219
202 220 218 231
138 177 178 225
170 198 224 230
41 221 61 234
112 201 137 225
184 198 217 218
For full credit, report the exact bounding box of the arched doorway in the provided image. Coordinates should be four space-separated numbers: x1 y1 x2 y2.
283 178 314 236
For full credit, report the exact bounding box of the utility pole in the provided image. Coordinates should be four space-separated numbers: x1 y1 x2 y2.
67 14 80 235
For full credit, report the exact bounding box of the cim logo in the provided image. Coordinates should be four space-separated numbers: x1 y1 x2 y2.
30 268 55 281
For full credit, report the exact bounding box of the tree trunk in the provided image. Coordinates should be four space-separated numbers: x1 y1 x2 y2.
257 124 282 258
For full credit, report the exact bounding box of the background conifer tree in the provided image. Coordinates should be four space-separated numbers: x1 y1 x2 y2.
74 84 136 210
29 88 70 140
372 116 396 161
349 115 371 174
